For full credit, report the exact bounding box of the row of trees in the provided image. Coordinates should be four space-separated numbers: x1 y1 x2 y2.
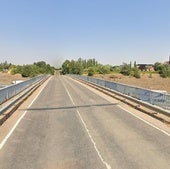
0 61 11 71
1 59 170 78
62 58 112 76
61 58 140 77
61 58 170 78
119 62 170 78
0 61 55 77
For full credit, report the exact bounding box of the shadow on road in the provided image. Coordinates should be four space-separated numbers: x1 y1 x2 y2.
22 103 118 111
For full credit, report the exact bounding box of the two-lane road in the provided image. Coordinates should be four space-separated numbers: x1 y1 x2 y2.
0 75 169 169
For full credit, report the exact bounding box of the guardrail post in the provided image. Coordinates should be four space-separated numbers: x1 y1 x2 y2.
70 75 170 111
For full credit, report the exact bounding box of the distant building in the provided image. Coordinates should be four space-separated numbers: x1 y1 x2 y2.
163 55 170 65
164 61 170 65
137 64 154 71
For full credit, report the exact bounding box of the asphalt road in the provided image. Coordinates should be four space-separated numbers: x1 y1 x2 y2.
0 75 169 169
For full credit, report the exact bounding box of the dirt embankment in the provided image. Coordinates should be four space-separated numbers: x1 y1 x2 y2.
1 72 170 93
0 72 28 85
94 73 170 93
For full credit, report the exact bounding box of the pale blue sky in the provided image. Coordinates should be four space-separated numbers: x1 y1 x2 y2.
0 0 170 67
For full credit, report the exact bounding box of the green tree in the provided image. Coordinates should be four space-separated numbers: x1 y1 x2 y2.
154 62 163 72
110 66 120 73
10 65 23 75
120 63 131 76
88 67 95 76
22 65 32 77
134 61 137 68
72 61 83 75
62 60 71 74
159 64 170 78
97 64 111 74
0 61 11 71
133 67 141 78
10 61 55 77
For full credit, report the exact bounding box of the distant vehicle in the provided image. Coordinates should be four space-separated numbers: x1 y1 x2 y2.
12 80 23 84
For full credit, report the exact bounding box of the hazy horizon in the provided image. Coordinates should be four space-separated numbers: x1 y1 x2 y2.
1 0 170 67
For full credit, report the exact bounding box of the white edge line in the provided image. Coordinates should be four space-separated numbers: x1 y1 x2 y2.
67 77 170 137
0 77 51 150
118 105 170 137
61 78 111 169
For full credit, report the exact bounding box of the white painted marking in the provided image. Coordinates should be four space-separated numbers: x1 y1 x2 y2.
0 77 51 150
61 78 111 169
76 109 111 169
118 105 170 137
66 76 170 137
64 84 76 106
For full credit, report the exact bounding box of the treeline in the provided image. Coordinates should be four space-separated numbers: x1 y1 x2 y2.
0 61 11 71
118 62 170 78
2 59 169 78
154 62 170 78
62 58 112 76
0 61 55 77
62 58 170 78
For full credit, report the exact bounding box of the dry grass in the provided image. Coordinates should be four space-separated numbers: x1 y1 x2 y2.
94 73 170 93
0 72 27 85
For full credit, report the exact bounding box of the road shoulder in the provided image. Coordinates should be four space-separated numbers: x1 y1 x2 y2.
0 77 51 146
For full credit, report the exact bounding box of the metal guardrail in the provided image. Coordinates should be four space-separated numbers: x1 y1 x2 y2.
69 75 170 111
0 75 49 105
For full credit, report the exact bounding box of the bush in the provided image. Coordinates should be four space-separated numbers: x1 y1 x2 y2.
134 70 141 78
120 63 131 76
133 68 141 78
88 67 95 76
97 65 111 74
159 65 170 78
